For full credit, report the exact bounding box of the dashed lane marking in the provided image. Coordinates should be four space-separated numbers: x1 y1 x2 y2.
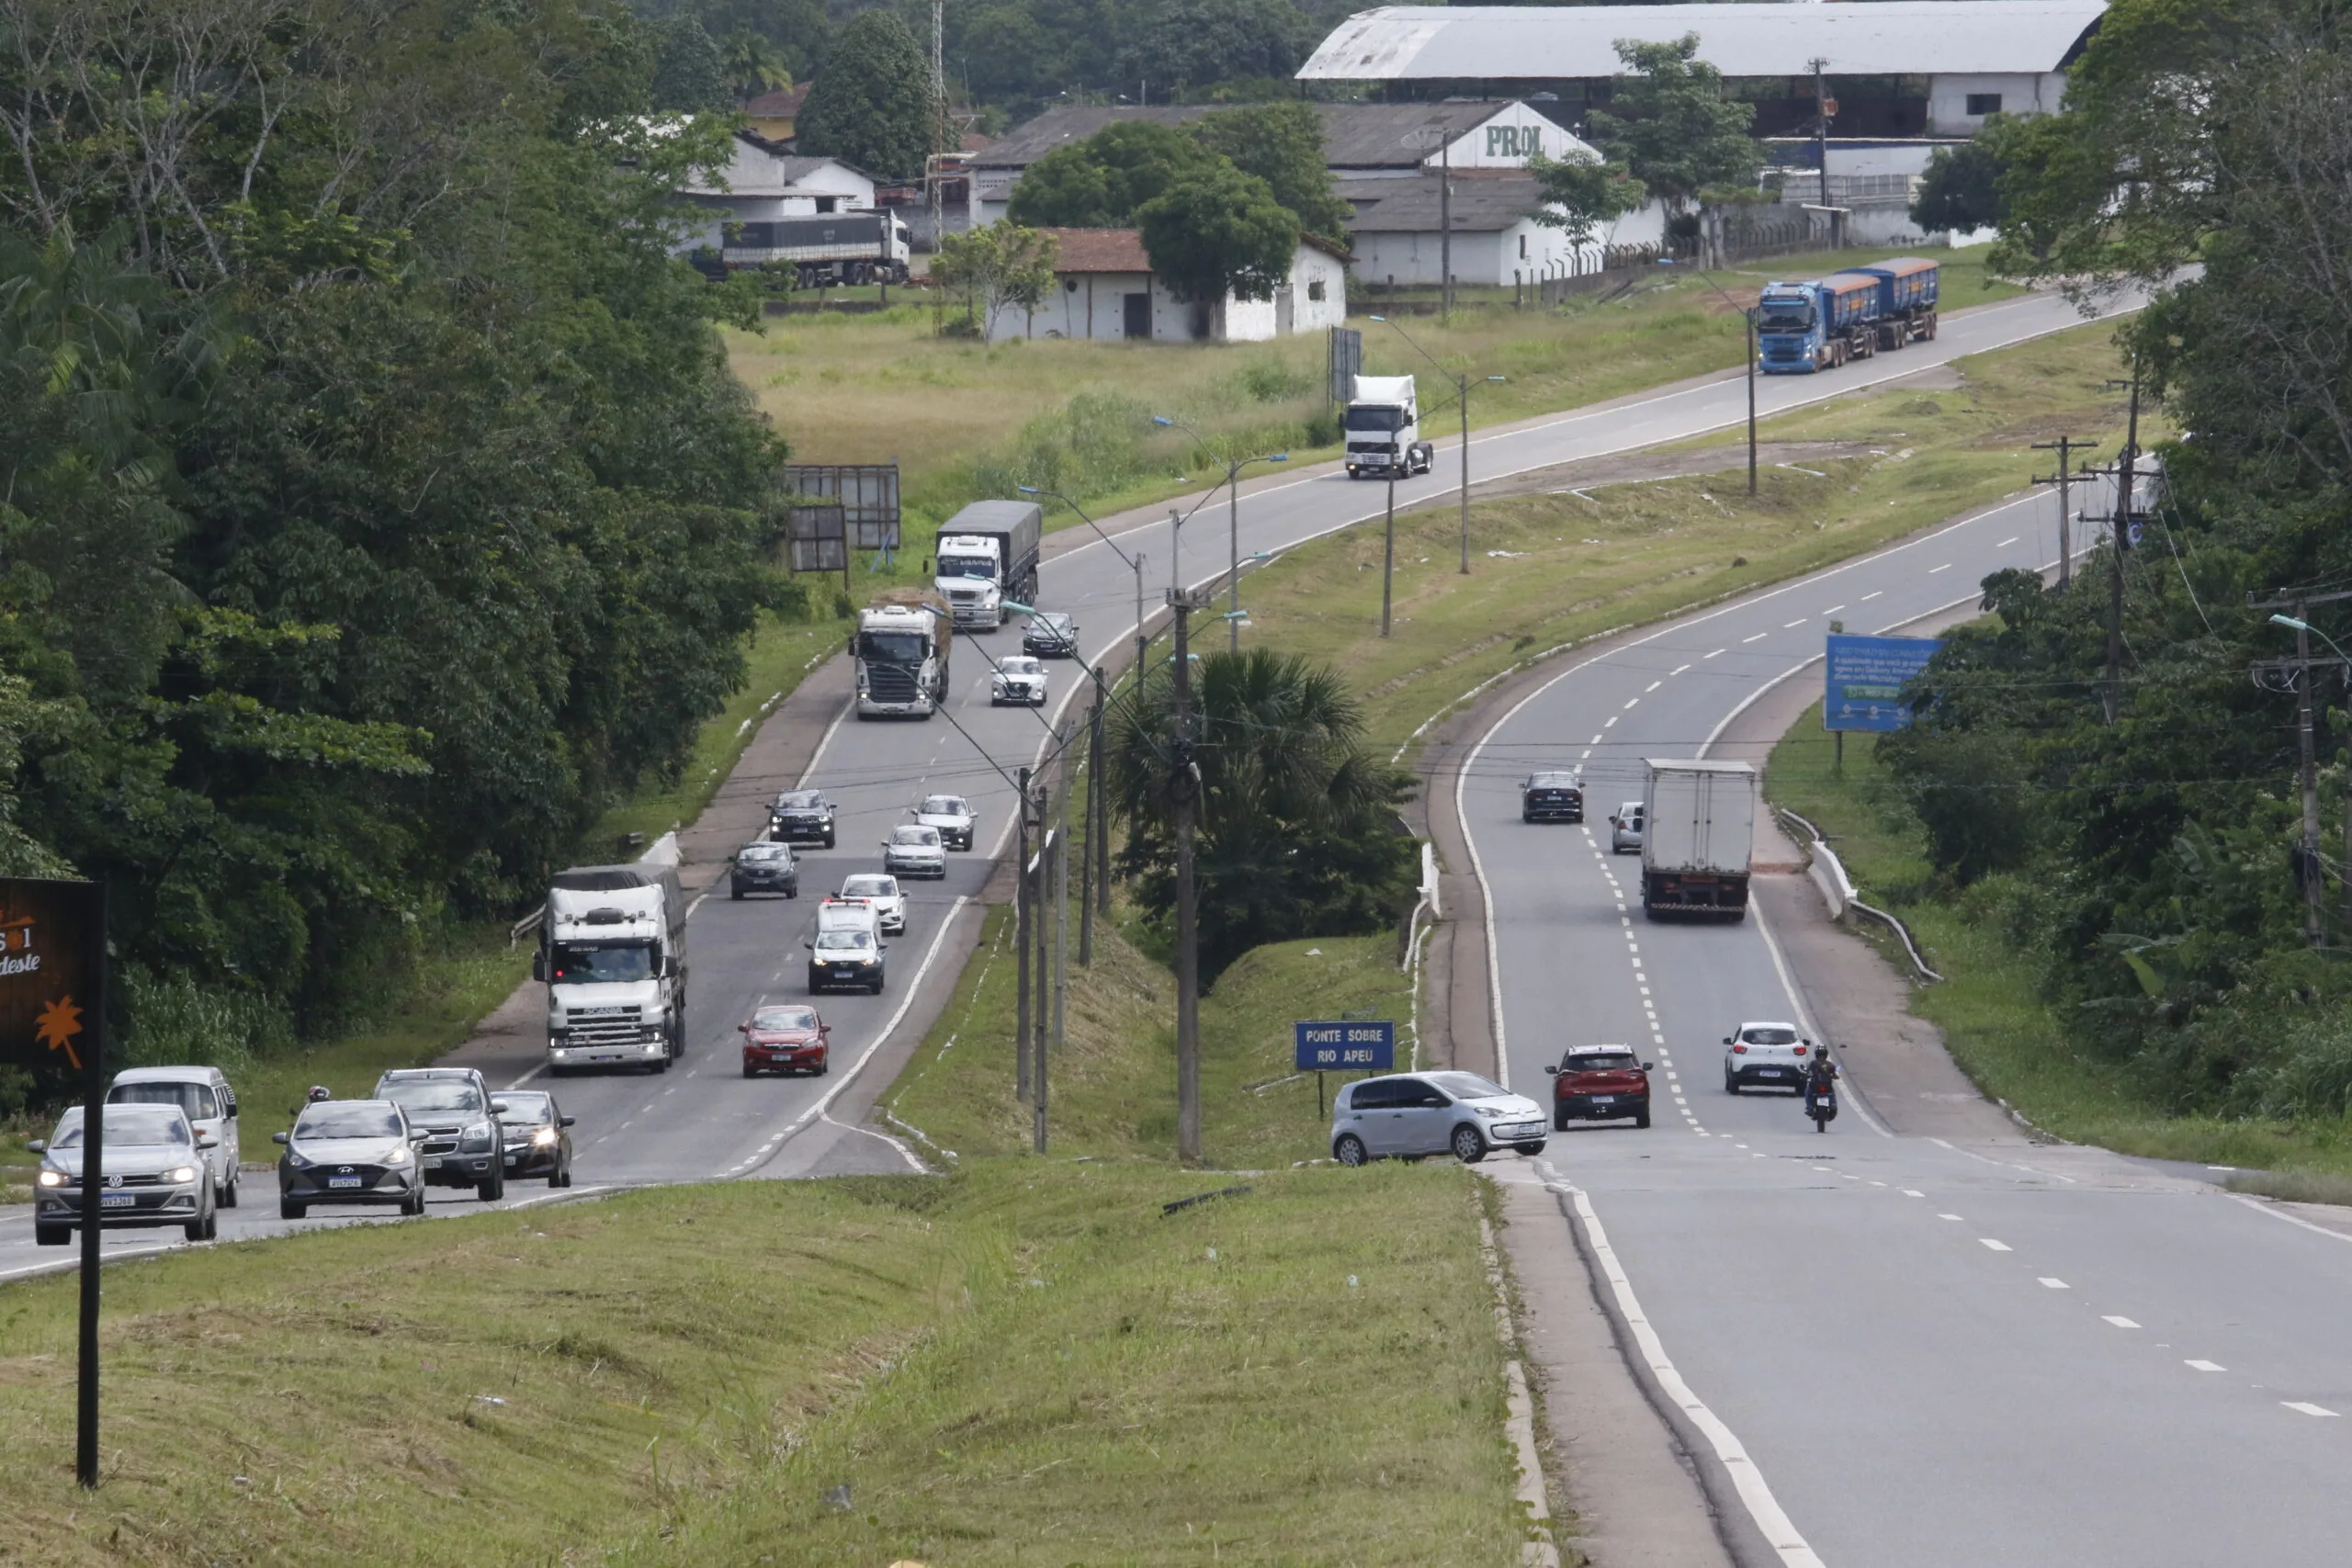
2040 1278 2069 1290
2103 1316 2140 1329
1980 1239 2013 1252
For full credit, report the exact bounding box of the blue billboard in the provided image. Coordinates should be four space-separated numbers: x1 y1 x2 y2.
1825 634 1943 733
1295 1021 1396 1072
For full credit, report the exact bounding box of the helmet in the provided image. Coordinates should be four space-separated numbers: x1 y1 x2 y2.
307 1084 333 1103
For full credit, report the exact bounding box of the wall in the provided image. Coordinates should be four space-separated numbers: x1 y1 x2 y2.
1351 202 1665 288
1926 72 2063 134
987 246 1341 342
1292 247 1349 333
1421 102 1600 174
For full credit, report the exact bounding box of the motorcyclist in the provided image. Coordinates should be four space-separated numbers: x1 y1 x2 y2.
307 1084 333 1104
1802 1046 1838 1114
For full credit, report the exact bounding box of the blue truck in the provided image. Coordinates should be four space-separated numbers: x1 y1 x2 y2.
1756 256 1940 375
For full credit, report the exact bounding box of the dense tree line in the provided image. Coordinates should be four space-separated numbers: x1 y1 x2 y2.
0 0 788 1078
1883 0 2352 1117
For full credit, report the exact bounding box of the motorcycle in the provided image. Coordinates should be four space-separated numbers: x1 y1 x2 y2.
1805 1085 1838 1133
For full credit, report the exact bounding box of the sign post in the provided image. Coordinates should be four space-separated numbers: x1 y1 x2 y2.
0 877 107 1485
1295 1020 1396 1119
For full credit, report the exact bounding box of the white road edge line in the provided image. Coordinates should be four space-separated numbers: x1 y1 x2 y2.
2229 1192 2352 1245
1563 1179 1826 1568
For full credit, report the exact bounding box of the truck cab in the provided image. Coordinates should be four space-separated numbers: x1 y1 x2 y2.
934 533 1008 628
1758 276 1882 374
853 596 950 718
1343 374 1434 479
537 866 687 1074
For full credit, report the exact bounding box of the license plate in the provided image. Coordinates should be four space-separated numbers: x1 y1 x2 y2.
100 1192 136 1208
1763 1068 1788 1077
1589 1095 1616 1104
328 1176 363 1189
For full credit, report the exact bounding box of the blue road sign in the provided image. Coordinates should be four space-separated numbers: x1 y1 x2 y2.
1825 634 1943 733
1295 1021 1396 1072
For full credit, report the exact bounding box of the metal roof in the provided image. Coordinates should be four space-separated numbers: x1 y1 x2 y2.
1299 3 2109 81
1338 174 1544 234
974 100 1583 173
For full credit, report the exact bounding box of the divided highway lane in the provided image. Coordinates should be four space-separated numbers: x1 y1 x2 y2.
1462 493 2352 1562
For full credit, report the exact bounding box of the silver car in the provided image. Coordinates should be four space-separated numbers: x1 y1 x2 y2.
28 1103 219 1246
882 823 947 879
915 794 976 851
990 655 1048 706
275 1099 424 1218
1329 1071 1549 1166
1610 801 1645 854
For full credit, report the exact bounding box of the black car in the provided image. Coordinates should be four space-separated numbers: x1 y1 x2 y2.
770 789 837 847
494 1090 575 1188
730 840 800 898
1023 611 1080 659
1521 771 1584 823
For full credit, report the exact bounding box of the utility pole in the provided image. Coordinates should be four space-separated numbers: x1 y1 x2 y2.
1382 474 1396 637
1169 586 1210 1162
1014 763 1032 1102
1034 773 1053 1154
2103 369 2143 724
1093 667 1112 919
1080 670 1104 964
1054 718 1070 1059
1811 57 1832 244
1440 131 1453 323
1743 306 1758 495
2250 589 2352 948
930 0 945 259
1228 465 1243 652
2031 435 2098 591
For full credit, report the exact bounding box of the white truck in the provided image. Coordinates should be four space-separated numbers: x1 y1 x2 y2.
1640 760 1758 920
1343 374 1434 479
932 500 1043 630
712 212 913 288
853 587 952 719
534 864 688 1073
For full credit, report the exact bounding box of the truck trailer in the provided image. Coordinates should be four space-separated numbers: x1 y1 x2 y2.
932 500 1043 630
707 212 912 288
1343 374 1434 479
535 863 688 1073
1640 760 1758 919
853 587 953 718
1757 256 1939 374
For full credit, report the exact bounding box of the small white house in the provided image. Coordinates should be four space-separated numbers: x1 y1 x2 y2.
673 134 878 254
987 230 1348 343
1343 174 1667 288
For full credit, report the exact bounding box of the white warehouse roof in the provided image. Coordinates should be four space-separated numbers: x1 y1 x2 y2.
1298 2 2109 81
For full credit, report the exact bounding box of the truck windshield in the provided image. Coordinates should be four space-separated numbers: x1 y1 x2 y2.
550 942 655 984
937 555 995 580
1344 407 1410 433
1757 299 1815 333
857 630 928 662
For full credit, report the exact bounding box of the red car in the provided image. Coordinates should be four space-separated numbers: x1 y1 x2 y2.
739 1003 831 1078
1544 1044 1653 1130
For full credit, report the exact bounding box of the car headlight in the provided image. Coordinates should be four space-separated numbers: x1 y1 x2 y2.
385 1145 411 1166
1474 1106 1509 1119
166 1165 199 1184
285 1149 314 1169
532 1127 558 1147
459 1124 494 1153
37 1168 66 1188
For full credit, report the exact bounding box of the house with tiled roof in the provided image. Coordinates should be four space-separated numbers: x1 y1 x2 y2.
987 229 1349 344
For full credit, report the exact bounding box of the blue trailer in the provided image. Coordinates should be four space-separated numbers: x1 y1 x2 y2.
1756 256 1941 374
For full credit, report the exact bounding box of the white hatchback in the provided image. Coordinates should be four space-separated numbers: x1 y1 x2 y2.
1723 1020 1815 1093
834 873 907 934
1329 1071 1549 1166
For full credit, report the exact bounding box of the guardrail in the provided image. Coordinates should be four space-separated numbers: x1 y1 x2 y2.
509 906 544 949
1776 807 1943 984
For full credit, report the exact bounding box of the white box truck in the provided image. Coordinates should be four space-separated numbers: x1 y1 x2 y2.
932 500 1042 630
534 864 688 1073
1343 374 1434 479
1640 760 1758 919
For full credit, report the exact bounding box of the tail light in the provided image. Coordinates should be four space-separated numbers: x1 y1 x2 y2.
1793 1044 1808 1055
1732 1044 1747 1054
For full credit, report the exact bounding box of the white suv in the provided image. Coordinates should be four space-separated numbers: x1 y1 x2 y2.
833 874 906 934
1722 1021 1815 1093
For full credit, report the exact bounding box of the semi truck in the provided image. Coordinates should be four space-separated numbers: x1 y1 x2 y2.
1640 760 1758 919
1756 256 1939 374
706 212 913 288
1343 374 1434 479
932 500 1042 631
535 864 688 1073
853 587 953 719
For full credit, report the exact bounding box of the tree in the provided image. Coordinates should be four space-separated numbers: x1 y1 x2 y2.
1908 134 2005 234
1115 0 1317 96
1192 101 1351 242
1109 649 1417 981
795 9 942 181
1526 149 1647 249
932 223 1061 334
718 29 792 104
1008 121 1221 227
1137 164 1299 304
650 15 732 112
1587 34 1760 211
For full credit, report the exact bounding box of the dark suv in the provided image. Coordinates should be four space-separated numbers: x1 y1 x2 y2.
769 790 837 848
729 840 800 898
1521 771 1584 823
373 1067 506 1201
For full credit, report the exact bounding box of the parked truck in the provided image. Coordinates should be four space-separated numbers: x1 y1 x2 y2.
1342 374 1434 479
1756 256 1939 374
932 500 1042 631
534 864 688 1074
1640 760 1758 919
707 212 913 288
853 587 953 718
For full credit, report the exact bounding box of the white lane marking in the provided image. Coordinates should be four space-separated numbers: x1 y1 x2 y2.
2102 1316 2140 1329
2039 1278 2069 1290
2284 1402 2340 1417
1747 898 1890 1138
1589 733 1604 745
1928 562 1952 573
1902 1189 1925 1197
1669 664 1690 676
1742 632 1769 643
1820 604 1845 615
1938 1213 1963 1221
2229 1193 2352 1245
1623 697 1641 709
1556 1179 1826 1567
798 696 855 787
2186 1359 2225 1372
1860 591 1883 601
1996 536 2019 547
1980 1238 2012 1252
1926 1135 2079 1184
1782 618 1807 628
505 1062 548 1090
1645 681 1664 693
1604 716 1619 728
1704 649 1724 659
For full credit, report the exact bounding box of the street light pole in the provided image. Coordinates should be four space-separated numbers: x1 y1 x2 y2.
1168 587 1206 1162
1015 485 1148 673
1367 315 1498 575
1382 475 1396 637
1152 417 1286 652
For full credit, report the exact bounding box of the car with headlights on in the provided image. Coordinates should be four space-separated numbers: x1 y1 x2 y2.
740 1002 831 1077
806 927 887 993
1544 1043 1654 1130
1328 1072 1547 1167
1609 801 1645 854
729 839 800 899
833 873 906 934
1023 611 1080 659
915 794 976 851
769 789 837 848
373 1067 506 1200
493 1090 574 1188
991 655 1048 706
882 824 947 879
29 1104 220 1245
274 1099 423 1219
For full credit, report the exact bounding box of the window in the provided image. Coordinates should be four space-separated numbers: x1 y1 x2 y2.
1965 92 2002 116
1306 279 1326 301
550 942 654 985
815 196 839 213
109 1081 219 1119
1519 234 1528 259
296 1105 404 1140
1349 1080 1404 1111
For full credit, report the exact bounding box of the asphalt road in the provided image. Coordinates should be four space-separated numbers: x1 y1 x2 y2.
1454 488 2352 1562
2 283 2139 1280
